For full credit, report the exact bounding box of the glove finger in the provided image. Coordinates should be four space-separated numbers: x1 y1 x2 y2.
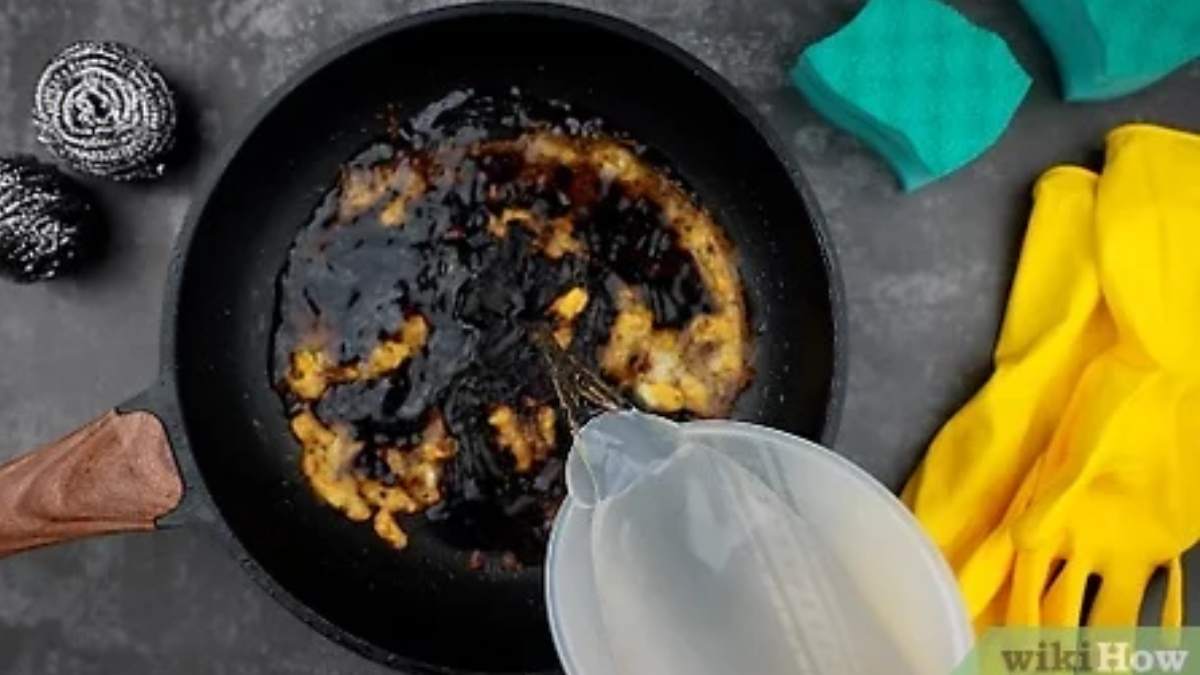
1089 564 1152 626
1042 558 1090 627
1161 557 1183 628
995 166 1100 364
957 457 1050 623
1007 548 1054 625
974 578 1010 636
957 526 1018 623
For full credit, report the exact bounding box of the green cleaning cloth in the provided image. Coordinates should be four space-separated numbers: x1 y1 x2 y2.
1021 0 1200 101
791 0 1031 191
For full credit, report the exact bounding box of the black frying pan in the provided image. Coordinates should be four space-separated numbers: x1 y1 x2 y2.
0 4 845 673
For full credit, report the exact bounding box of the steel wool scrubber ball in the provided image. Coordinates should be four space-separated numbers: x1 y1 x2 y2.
0 156 102 283
33 41 178 181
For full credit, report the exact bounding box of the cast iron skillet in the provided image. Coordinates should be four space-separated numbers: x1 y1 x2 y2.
0 4 846 673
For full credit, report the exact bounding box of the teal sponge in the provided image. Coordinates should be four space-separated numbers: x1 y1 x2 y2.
791 0 1031 191
1021 0 1200 101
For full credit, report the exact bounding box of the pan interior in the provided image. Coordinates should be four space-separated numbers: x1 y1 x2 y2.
173 8 838 673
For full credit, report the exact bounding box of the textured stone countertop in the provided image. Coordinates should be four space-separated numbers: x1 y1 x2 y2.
1 1 1197 673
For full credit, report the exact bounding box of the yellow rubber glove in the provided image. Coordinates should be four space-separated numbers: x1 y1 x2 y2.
1002 125 1200 627
902 166 1116 627
930 124 1200 631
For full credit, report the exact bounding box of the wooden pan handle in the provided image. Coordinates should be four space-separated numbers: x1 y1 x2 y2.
0 410 183 557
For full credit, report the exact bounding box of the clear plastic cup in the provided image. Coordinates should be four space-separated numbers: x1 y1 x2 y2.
546 413 972 675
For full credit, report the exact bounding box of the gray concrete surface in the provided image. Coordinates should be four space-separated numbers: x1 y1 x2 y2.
0 0 1197 672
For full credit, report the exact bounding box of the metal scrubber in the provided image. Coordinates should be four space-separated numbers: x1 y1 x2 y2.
33 41 178 181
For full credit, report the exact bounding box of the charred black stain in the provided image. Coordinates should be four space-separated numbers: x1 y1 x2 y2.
271 91 720 561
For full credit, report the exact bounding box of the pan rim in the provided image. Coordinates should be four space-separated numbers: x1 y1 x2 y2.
161 2 849 673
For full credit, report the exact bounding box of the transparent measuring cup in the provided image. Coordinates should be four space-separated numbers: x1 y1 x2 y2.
547 411 972 675
528 328 970 674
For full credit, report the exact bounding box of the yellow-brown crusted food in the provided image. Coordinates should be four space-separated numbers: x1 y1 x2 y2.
600 286 747 417
292 410 372 522
286 311 449 551
547 286 589 348
363 314 429 378
373 510 408 549
486 207 584 260
338 160 427 225
285 314 429 401
488 403 557 474
292 408 457 550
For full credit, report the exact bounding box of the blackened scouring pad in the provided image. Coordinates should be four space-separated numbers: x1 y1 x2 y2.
0 156 102 283
33 41 178 181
